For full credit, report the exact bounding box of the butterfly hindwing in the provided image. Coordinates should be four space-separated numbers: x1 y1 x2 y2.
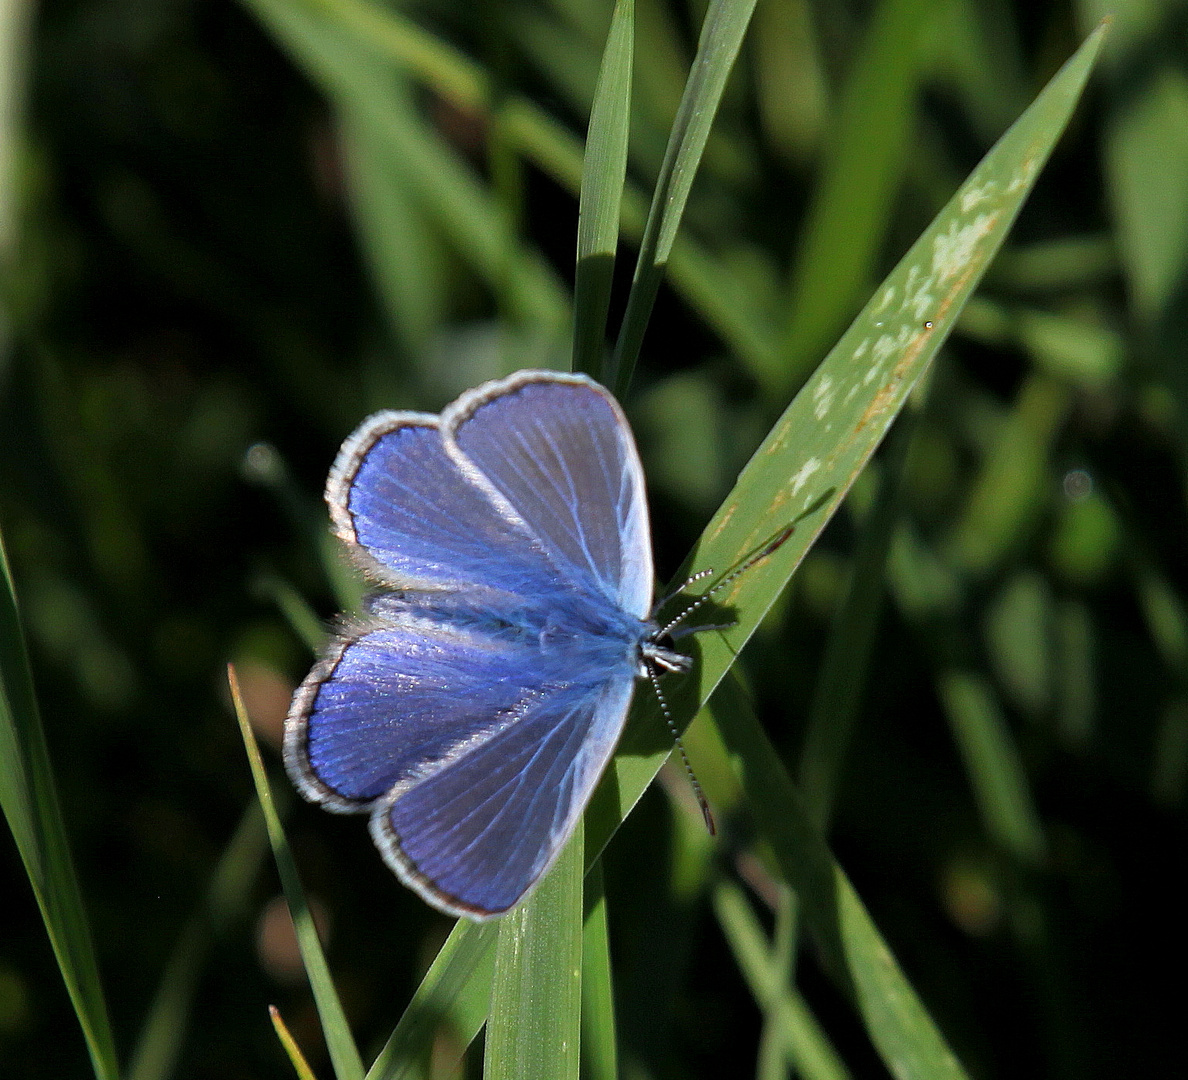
372 673 637 918
285 606 565 813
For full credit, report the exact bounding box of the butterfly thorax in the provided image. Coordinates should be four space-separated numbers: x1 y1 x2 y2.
379 590 652 671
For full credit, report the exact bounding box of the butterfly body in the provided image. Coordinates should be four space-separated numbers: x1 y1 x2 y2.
285 370 681 919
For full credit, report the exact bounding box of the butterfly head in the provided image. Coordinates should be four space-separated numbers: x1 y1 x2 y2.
640 633 693 675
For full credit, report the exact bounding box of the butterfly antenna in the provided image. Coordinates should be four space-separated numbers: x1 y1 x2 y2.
659 524 795 639
646 661 716 835
652 568 714 615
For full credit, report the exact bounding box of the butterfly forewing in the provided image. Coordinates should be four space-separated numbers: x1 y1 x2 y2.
327 412 563 603
446 373 654 617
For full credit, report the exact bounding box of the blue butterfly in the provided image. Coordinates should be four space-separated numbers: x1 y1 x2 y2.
284 369 693 919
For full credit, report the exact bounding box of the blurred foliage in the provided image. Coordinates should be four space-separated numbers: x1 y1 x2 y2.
0 0 1187 1078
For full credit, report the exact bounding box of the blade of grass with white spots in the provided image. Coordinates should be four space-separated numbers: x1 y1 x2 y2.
591 21 1107 862
0 531 120 1080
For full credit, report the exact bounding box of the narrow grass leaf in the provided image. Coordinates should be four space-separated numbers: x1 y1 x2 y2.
258 0 778 379
757 885 798 1080
936 671 1046 865
342 115 448 362
714 881 852 1080
484 823 583 1080
947 374 1070 576
241 0 569 337
751 0 828 165
128 803 270 1080
798 411 919 828
229 665 365 1080
1101 58 1188 318
610 0 760 395
271 1005 321 1080
574 0 633 380
712 675 968 1080
366 920 499 1080
580 862 617 1080
254 572 328 655
0 532 119 1080
779 0 940 392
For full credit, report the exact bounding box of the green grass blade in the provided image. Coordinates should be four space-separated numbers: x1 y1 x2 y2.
711 675 968 1080
240 0 569 338
1097 40 1188 319
714 881 851 1080
484 823 583 1080
342 115 448 363
798 411 918 829
229 666 365 1080
587 23 1107 867
366 920 499 1080
128 803 270 1080
255 0 778 380
936 671 1046 865
756 885 800 1080
573 0 633 380
580 861 617 1080
779 0 940 392
507 99 777 377
610 0 760 395
271 1005 321 1080
751 0 828 165
0 532 120 1080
